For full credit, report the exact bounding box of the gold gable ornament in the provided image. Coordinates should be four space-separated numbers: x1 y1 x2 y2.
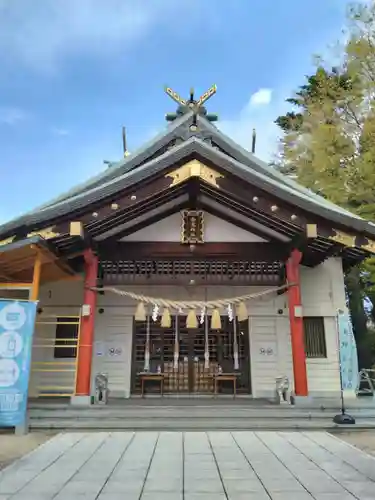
166 160 223 188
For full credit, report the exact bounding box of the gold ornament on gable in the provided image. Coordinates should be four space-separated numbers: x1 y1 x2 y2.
166 160 223 188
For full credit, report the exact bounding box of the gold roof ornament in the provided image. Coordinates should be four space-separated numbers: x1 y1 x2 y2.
164 85 218 123
361 239 375 253
0 236 15 247
329 229 356 248
27 227 60 240
167 159 223 188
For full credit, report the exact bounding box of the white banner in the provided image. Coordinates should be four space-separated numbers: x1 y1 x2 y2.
337 310 359 393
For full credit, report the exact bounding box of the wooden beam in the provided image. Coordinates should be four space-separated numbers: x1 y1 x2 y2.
188 177 201 208
200 184 295 237
217 174 311 229
97 241 287 262
215 174 366 245
88 184 186 238
0 282 32 289
51 175 174 234
30 251 42 301
102 274 282 287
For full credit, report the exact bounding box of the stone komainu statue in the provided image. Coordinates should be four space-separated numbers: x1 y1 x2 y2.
94 373 109 404
275 375 292 405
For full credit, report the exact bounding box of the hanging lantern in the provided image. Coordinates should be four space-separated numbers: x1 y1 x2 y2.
186 309 198 329
161 308 172 328
211 308 222 330
237 302 248 322
135 302 146 322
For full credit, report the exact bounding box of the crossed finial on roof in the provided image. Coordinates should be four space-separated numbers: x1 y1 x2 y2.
164 85 218 123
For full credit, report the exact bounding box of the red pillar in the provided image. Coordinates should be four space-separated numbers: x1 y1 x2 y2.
286 249 308 396
75 249 98 396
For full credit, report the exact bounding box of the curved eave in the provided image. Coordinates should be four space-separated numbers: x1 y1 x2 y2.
1 136 375 250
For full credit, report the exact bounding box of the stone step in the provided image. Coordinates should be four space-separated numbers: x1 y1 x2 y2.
28 417 375 431
28 407 375 420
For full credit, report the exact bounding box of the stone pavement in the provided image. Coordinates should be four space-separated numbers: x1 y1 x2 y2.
0 431 374 499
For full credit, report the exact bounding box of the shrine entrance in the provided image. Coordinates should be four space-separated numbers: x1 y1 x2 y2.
131 316 251 395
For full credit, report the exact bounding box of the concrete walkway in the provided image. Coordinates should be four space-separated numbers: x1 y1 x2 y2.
0 432 374 500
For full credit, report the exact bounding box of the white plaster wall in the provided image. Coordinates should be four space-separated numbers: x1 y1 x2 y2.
91 309 133 398
300 257 344 398
28 279 84 397
122 212 267 242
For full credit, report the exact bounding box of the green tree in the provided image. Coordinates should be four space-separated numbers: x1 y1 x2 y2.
273 4 375 366
276 66 359 206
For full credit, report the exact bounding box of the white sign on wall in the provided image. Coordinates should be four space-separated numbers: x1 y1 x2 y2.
94 341 105 357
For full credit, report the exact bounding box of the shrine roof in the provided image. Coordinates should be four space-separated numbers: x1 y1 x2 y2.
0 84 374 244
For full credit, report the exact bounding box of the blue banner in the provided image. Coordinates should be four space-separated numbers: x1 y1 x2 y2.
0 300 37 427
337 310 359 392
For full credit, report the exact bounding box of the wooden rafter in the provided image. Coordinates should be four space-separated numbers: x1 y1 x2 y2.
199 202 280 243
88 184 187 238
200 184 295 237
104 200 190 242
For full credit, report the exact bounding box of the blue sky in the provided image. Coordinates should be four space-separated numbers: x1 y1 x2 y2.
0 0 353 223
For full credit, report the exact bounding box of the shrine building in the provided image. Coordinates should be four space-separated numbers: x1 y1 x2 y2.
0 85 374 405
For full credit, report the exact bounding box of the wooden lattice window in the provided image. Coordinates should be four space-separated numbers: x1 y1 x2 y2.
54 317 79 359
303 317 327 358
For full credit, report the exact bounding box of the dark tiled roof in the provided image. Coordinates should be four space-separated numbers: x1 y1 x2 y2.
0 113 374 239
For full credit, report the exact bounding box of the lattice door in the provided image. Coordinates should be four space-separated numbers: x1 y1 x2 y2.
131 316 251 394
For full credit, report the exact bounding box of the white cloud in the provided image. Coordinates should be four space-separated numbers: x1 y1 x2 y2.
52 127 70 137
0 107 28 126
0 0 190 72
218 89 288 163
248 88 273 107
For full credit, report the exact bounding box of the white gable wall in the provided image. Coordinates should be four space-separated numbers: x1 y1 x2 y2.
121 212 268 242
